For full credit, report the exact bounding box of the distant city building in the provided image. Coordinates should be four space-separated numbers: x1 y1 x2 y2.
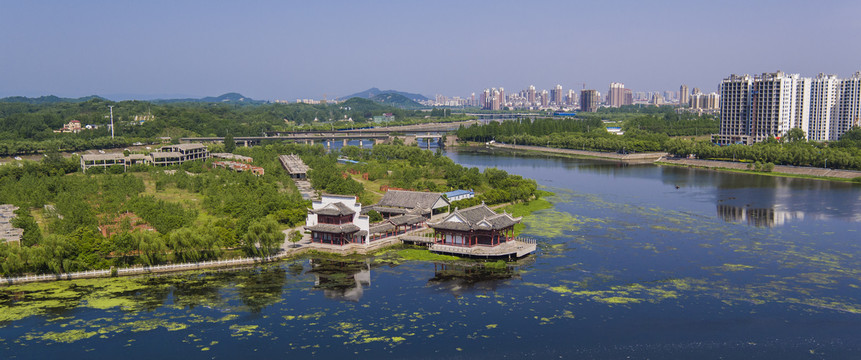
551 84 563 105
580 90 599 112
680 85 690 106
608 82 626 107
539 90 549 107
527 85 536 106
566 89 576 106
373 113 395 123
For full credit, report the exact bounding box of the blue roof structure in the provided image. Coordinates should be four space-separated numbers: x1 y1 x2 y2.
445 189 474 198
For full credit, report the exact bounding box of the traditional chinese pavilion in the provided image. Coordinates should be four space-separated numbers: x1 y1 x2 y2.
305 194 370 245
427 203 520 247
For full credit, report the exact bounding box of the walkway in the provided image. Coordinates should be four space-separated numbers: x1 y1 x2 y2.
659 157 861 179
489 143 666 162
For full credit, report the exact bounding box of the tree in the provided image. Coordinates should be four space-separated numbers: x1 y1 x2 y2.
287 230 303 248
224 133 236 153
242 217 282 257
785 128 806 143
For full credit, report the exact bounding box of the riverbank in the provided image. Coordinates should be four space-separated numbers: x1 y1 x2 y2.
485 142 667 163
481 142 861 182
658 157 861 182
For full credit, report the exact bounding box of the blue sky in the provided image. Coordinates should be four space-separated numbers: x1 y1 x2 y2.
2 0 859 101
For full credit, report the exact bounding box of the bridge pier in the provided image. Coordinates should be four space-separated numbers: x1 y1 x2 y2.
244 140 249 147
343 139 348 147
359 140 363 148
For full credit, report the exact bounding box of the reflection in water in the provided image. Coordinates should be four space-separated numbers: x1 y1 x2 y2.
307 258 371 302
717 204 805 228
427 262 520 297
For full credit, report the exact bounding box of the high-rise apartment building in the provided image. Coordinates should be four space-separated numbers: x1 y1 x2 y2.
680 85 690 106
540 90 549 107
808 74 840 141
608 82 625 107
623 89 633 106
580 90 598 112
552 84 563 105
717 72 800 145
716 71 861 145
837 72 861 137
527 85 536 106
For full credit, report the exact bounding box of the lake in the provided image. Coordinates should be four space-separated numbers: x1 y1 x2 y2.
2 148 860 359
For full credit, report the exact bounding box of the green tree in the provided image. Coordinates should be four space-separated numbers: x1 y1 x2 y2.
242 217 282 257
785 128 806 143
224 133 236 153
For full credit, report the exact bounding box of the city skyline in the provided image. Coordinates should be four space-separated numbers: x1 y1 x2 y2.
2 1 860 101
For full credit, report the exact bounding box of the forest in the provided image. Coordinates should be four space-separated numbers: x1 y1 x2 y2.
0 97 464 156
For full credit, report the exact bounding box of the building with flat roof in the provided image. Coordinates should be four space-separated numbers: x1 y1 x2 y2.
580 90 599 112
444 189 475 202
279 154 309 179
0 204 23 245
151 143 209 166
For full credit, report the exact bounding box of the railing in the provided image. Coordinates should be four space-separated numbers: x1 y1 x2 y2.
0 256 272 285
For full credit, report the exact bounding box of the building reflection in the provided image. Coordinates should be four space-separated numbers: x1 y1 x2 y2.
717 204 805 228
427 262 521 297
307 258 371 302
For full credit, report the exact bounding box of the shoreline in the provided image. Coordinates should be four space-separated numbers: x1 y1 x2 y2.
473 142 861 183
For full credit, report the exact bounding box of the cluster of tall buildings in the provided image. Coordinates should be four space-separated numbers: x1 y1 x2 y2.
716 71 861 145
475 85 579 110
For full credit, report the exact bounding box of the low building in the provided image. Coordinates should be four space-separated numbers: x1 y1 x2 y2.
305 194 370 245
0 204 24 245
151 143 209 166
444 189 475 202
81 153 127 173
372 113 395 123
279 154 310 179
363 189 450 219
53 120 82 133
211 153 253 163
212 161 265 176
427 203 520 247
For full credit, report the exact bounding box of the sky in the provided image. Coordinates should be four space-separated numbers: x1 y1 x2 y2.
2 0 860 101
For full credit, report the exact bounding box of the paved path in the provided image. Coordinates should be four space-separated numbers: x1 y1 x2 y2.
488 143 667 162
659 157 861 179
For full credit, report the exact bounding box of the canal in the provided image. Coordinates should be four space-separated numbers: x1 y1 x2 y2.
1 148 860 359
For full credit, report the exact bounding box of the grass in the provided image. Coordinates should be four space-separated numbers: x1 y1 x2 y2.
395 248 460 262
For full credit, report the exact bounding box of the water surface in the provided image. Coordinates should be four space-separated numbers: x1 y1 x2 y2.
2 149 861 359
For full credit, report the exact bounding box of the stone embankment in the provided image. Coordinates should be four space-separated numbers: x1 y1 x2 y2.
659 157 861 180
489 143 667 162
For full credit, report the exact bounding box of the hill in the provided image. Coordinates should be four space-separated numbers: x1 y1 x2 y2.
0 95 106 104
338 87 429 102
152 93 265 104
370 93 424 109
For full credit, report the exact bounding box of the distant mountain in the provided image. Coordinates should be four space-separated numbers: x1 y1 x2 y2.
152 93 265 104
0 95 106 104
370 93 424 109
338 88 429 102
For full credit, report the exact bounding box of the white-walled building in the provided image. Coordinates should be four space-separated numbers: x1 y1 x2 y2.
305 194 370 245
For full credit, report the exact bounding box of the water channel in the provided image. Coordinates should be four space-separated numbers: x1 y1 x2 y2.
2 148 860 359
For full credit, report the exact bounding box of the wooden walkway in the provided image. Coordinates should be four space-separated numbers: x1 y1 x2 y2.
430 239 537 259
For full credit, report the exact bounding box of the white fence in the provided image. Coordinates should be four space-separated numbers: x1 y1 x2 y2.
0 256 273 285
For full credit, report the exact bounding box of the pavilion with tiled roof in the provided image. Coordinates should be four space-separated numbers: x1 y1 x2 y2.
427 203 521 247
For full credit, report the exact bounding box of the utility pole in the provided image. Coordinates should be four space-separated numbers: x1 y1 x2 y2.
108 105 115 139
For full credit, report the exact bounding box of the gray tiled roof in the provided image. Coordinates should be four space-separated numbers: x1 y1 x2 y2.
377 190 448 210
305 223 361 234
428 204 521 232
312 202 356 216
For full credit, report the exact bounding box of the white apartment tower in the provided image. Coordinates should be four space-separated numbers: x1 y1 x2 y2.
719 72 804 145
837 72 861 136
808 74 840 141
719 71 861 144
